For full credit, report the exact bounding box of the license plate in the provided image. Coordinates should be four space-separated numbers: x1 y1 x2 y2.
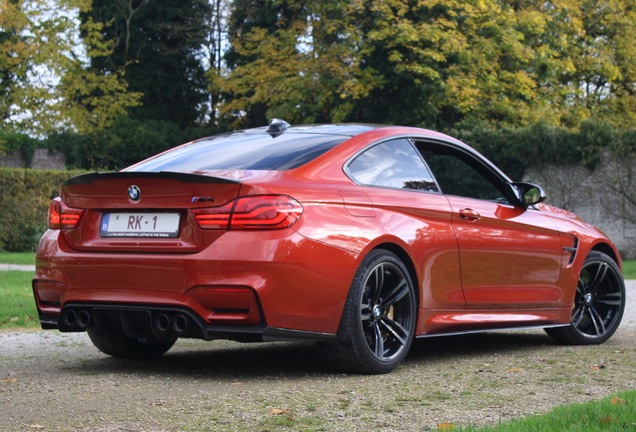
100 212 180 238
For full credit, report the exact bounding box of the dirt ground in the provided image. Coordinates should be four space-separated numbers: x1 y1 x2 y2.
1 282 635 432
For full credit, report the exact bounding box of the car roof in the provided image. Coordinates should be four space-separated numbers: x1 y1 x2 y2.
216 123 384 139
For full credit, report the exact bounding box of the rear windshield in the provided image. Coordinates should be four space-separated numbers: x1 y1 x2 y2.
127 132 349 172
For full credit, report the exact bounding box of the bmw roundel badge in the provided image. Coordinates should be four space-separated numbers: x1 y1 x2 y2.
128 185 141 201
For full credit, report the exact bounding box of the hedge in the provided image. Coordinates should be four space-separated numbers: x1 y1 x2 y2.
0 168 87 252
449 120 631 181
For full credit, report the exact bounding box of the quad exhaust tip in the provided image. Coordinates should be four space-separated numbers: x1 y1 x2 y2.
59 307 201 337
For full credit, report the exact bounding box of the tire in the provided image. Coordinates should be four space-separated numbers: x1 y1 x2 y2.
87 326 176 359
546 251 625 345
321 249 417 374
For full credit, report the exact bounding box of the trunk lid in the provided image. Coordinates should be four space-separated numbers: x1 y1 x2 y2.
59 172 241 253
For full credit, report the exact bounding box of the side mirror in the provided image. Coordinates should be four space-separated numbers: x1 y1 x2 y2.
511 182 546 207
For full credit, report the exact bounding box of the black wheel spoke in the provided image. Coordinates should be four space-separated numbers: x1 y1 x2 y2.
379 316 408 347
593 292 623 306
576 278 586 297
587 305 606 336
360 303 372 322
383 279 408 307
372 322 384 358
572 304 586 327
371 264 384 303
587 262 609 292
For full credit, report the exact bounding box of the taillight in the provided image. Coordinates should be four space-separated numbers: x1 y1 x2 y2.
48 197 85 229
193 195 303 230
192 201 234 229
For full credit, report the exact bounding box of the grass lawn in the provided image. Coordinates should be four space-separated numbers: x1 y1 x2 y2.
0 251 35 265
0 271 39 329
459 390 636 431
623 259 636 280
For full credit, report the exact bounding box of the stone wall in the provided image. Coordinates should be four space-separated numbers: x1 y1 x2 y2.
524 151 636 260
0 149 66 170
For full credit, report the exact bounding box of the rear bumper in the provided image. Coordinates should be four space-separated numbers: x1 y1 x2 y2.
41 303 333 342
33 228 359 337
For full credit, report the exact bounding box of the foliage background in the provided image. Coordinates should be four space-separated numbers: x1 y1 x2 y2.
1 0 635 251
1 0 635 136
0 168 86 251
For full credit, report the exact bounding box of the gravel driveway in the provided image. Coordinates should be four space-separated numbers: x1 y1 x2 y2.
1 282 634 432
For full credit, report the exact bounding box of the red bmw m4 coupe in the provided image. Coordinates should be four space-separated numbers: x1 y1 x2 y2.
33 120 626 373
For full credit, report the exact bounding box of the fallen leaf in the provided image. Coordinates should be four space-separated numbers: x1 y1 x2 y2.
9 317 19 323
506 368 523 373
28 425 45 430
600 415 615 424
610 396 626 405
438 422 455 431
269 407 290 415
1 378 17 383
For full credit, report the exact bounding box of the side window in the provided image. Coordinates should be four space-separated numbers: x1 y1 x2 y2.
416 142 506 201
347 139 439 192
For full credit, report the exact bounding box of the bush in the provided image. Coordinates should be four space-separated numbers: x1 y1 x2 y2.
0 168 86 252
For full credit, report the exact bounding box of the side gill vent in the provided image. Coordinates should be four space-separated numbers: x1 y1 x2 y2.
563 236 579 265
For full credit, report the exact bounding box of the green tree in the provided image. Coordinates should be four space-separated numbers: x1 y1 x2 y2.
84 0 211 128
347 0 573 128
218 0 636 130
0 0 23 124
219 0 374 128
0 0 139 134
562 0 636 126
220 0 308 127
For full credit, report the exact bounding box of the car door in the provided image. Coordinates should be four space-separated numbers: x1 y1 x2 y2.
416 140 563 309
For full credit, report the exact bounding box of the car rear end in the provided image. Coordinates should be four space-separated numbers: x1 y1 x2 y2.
32 126 372 345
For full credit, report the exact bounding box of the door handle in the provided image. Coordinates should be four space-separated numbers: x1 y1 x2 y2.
459 208 481 221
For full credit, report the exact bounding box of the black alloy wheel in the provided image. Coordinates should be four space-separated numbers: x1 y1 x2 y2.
546 251 625 345
321 249 417 374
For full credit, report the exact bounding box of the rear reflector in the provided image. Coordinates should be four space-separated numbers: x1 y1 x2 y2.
193 195 302 230
48 197 85 229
